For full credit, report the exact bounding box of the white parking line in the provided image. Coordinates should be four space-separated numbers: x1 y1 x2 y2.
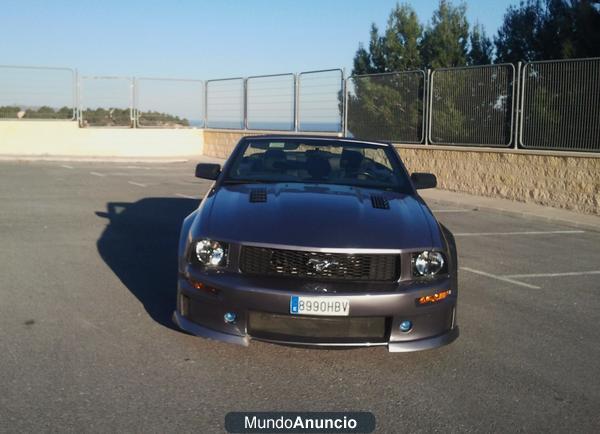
505 270 600 278
97 172 189 177
175 193 197 199
60 164 74 169
431 209 472 213
128 181 147 187
90 171 106 177
461 267 541 289
455 230 584 237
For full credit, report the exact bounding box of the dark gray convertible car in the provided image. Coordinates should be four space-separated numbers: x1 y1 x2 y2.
173 135 458 352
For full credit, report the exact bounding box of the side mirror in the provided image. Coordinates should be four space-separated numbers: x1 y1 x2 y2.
195 163 221 180
411 172 437 190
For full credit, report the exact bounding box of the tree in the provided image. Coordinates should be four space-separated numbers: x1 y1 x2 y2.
421 0 469 68
495 0 600 63
31 106 57 119
383 4 423 71
468 23 494 65
351 25 386 75
57 106 74 119
495 1 550 62
368 24 387 73
0 106 20 118
349 3 425 141
570 0 600 58
540 0 600 59
352 44 372 76
352 4 423 75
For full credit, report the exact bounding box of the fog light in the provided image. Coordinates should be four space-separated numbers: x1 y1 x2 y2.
418 289 452 305
399 320 412 332
224 312 237 324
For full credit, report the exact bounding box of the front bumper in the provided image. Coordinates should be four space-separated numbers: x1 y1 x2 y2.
173 269 459 353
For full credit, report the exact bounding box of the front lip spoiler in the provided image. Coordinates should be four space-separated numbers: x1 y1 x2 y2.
388 326 459 352
173 312 250 347
173 311 459 352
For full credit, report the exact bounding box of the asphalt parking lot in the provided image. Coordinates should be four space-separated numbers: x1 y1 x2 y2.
1 159 599 433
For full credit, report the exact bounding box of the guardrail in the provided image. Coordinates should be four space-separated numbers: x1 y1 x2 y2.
0 64 76 121
297 69 343 133
1 59 598 152
205 77 245 130
428 64 515 147
246 73 295 131
519 58 600 152
79 76 134 128
346 70 425 144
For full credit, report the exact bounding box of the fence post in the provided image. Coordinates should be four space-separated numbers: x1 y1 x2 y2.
343 69 348 137
243 78 248 130
132 77 137 128
513 62 522 149
203 80 209 129
426 68 432 145
75 69 80 126
294 73 299 132
129 77 135 128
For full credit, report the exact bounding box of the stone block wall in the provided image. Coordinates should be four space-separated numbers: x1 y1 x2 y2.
397 146 599 215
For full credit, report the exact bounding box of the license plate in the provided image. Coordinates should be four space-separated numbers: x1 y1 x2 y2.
290 296 350 316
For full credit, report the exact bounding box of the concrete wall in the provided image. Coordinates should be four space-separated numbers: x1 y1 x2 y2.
0 121 203 157
201 130 600 215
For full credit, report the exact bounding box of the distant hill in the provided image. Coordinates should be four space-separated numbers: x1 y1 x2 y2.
0 105 190 127
0 105 73 119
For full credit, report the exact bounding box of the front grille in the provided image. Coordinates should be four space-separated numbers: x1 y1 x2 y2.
248 311 389 343
239 246 400 282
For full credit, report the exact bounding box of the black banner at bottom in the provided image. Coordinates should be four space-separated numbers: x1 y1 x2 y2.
225 412 375 433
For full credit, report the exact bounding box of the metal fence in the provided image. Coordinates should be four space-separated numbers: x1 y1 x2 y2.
0 65 75 120
298 69 343 132
246 73 295 131
429 64 515 147
79 76 133 127
205 69 344 132
136 78 204 128
205 78 245 129
2 59 599 152
519 58 600 152
346 71 425 143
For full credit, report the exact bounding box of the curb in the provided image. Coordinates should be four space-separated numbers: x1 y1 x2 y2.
0 155 193 163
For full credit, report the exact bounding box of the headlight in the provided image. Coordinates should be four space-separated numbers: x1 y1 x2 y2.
194 239 228 267
412 251 445 277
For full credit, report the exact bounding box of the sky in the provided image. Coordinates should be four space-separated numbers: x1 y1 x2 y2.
1 0 520 80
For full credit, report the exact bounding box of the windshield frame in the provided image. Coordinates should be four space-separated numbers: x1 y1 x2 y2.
221 137 415 194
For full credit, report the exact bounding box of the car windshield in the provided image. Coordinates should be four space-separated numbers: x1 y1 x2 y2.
225 138 412 193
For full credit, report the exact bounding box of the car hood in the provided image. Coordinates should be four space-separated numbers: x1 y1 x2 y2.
192 183 439 250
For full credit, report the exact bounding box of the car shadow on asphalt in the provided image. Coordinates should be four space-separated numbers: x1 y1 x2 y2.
96 198 198 330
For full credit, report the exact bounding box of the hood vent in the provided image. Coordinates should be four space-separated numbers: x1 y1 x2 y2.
370 195 390 210
249 188 267 203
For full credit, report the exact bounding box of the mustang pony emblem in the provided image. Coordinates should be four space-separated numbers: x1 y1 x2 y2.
307 258 339 273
